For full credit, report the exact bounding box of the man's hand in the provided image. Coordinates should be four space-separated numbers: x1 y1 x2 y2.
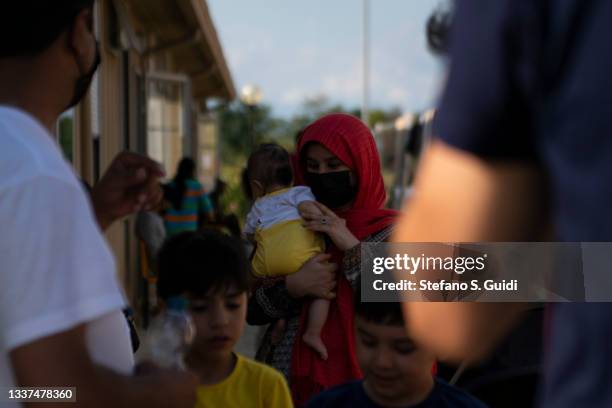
132 362 199 408
91 152 165 231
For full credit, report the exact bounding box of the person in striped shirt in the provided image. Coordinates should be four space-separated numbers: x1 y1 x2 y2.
163 158 214 236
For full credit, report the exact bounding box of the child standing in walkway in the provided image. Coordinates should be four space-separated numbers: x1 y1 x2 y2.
307 279 488 407
156 230 293 407
245 143 329 360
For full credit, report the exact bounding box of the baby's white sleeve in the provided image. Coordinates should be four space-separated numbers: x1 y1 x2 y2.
244 206 258 234
291 186 316 206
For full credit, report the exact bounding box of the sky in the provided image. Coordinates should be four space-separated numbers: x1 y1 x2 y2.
207 0 446 118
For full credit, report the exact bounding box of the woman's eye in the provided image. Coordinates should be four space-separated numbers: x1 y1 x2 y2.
226 303 241 310
306 163 318 171
328 160 345 170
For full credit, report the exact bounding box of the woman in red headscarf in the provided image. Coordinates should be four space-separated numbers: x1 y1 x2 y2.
247 113 398 406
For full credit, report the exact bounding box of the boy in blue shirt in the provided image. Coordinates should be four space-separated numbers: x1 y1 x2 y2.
307 281 487 408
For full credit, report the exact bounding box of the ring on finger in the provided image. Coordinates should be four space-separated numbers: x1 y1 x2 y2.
320 217 328 225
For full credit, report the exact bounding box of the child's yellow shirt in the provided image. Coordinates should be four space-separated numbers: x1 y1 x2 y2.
195 354 293 408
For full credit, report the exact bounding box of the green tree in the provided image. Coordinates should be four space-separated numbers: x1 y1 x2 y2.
218 101 289 162
368 107 402 128
215 95 403 222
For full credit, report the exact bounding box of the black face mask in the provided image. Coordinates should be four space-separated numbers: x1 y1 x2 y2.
305 171 357 209
66 41 101 111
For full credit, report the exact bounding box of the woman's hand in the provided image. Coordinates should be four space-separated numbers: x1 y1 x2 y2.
286 253 337 299
300 201 360 251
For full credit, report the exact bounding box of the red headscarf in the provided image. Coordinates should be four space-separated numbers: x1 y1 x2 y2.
290 113 398 405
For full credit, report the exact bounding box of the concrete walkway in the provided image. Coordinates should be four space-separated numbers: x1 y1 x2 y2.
235 323 266 359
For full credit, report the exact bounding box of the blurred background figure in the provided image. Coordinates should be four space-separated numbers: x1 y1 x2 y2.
163 158 215 236
135 197 167 273
135 197 167 324
395 1 612 408
206 177 242 237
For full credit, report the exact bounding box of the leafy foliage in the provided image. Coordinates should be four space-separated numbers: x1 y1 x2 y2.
214 96 402 222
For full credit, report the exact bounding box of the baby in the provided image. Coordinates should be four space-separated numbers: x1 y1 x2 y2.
245 143 330 360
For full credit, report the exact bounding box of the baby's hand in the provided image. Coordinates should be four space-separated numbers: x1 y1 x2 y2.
298 200 324 218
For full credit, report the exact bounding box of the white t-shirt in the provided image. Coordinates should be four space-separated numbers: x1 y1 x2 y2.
244 186 316 234
0 107 134 401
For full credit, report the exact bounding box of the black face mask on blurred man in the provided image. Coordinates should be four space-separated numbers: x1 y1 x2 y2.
305 170 357 209
66 41 100 111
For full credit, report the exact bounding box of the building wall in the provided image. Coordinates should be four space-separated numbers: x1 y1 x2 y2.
197 113 220 191
72 0 227 312
97 1 132 297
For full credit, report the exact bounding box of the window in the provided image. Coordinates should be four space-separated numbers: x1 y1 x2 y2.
146 75 189 178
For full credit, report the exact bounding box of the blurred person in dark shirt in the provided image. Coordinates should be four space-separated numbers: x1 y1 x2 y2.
394 1 612 407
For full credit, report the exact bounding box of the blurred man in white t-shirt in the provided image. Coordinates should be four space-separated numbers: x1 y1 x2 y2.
0 1 197 406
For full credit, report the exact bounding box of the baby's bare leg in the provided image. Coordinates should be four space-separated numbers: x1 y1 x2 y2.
302 298 330 360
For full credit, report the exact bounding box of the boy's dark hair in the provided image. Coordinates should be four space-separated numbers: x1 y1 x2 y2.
247 143 293 190
354 277 405 326
1 1 95 57
157 230 250 300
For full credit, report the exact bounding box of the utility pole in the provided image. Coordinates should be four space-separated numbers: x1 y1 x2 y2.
362 0 370 126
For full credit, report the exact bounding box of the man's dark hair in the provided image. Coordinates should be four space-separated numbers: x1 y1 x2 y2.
157 230 250 300
354 277 405 326
1 1 95 57
247 143 293 190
